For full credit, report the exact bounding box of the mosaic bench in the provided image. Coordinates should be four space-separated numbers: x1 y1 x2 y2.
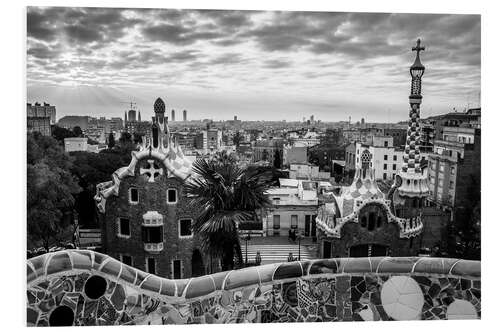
27 250 481 326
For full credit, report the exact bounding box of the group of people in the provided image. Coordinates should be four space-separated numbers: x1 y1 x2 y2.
288 228 298 243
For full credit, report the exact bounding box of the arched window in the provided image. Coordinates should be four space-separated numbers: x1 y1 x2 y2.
361 216 367 228
368 212 376 231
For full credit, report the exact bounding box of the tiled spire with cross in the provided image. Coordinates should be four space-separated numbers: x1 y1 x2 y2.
402 38 425 174
394 39 430 198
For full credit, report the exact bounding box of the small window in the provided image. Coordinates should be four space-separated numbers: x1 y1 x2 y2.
383 164 387 170
384 141 388 147
172 259 182 279
383 173 387 180
291 215 298 229
118 218 130 237
179 219 193 237
146 257 156 274
120 254 132 266
167 188 177 204
384 155 388 160
129 188 139 204
273 197 280 205
393 155 397 161
392 164 396 170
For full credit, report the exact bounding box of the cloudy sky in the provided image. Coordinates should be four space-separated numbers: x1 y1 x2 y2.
27 7 481 122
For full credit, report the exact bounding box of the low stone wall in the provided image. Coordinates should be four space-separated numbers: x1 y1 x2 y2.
27 250 480 326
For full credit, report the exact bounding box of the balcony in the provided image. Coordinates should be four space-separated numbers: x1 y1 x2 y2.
144 242 164 253
142 211 163 226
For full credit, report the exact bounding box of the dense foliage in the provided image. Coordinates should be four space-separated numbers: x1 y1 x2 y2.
184 152 272 270
27 133 82 250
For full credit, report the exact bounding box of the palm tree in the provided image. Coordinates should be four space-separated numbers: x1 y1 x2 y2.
185 152 272 271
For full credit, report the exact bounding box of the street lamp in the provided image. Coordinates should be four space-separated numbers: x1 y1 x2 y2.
244 233 251 266
297 233 303 261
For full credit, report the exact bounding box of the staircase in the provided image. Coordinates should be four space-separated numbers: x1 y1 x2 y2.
241 236 319 265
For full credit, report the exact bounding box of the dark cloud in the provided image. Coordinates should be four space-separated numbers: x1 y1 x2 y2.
197 10 254 29
209 53 246 65
263 59 292 69
27 8 58 42
27 41 62 60
142 23 225 45
64 24 102 43
28 7 142 47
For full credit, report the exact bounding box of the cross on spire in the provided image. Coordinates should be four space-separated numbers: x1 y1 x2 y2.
412 39 425 56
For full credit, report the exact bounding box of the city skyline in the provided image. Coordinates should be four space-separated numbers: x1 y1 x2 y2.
27 8 480 122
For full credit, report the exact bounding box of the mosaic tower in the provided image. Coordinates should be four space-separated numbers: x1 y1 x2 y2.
390 39 429 222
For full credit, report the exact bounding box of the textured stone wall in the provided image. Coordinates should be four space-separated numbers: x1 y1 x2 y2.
102 170 205 279
27 250 480 326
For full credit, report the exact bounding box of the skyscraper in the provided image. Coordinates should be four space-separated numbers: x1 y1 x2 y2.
171 109 175 122
183 110 187 121
128 109 136 122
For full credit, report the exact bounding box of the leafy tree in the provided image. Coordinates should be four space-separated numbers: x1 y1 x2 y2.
73 126 83 137
69 145 136 227
185 152 272 270
119 131 132 145
51 125 75 143
233 131 243 148
27 133 81 251
133 132 143 144
108 132 116 148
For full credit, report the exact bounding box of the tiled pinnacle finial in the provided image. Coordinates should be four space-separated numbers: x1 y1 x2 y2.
154 98 165 114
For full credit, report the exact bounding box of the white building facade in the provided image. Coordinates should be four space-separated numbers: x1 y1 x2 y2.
262 180 319 238
351 136 427 181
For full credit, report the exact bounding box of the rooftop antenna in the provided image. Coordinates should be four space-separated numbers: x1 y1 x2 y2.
120 101 137 110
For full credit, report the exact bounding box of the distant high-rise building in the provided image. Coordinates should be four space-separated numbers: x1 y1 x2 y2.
310 115 314 123
171 109 175 122
109 117 124 132
183 110 187 121
124 111 127 123
128 109 136 122
234 115 237 121
27 102 54 136
361 117 365 125
28 102 56 124
138 111 141 122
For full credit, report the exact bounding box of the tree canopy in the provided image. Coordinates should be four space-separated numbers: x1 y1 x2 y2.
184 152 272 270
27 133 82 250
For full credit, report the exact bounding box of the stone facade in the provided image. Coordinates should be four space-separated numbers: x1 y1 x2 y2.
95 98 208 280
100 167 205 279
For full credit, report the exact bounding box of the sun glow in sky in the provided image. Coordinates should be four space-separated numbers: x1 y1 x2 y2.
27 7 480 122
